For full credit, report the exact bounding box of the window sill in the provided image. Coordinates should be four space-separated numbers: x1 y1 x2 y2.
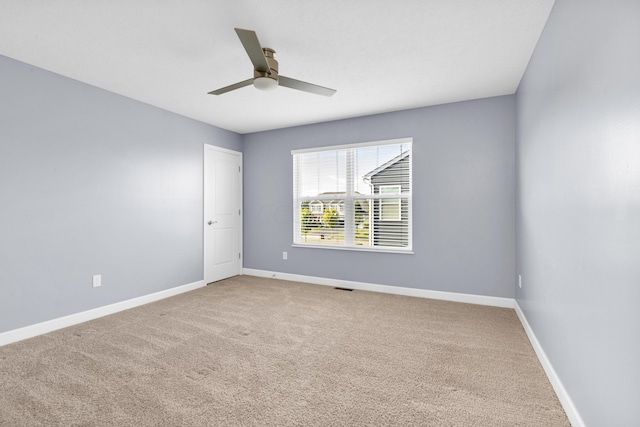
291 243 414 255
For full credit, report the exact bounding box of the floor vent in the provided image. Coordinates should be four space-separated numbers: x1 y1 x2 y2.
334 287 354 292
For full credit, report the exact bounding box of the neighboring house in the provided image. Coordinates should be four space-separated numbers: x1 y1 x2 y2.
308 196 345 220
308 200 324 216
364 151 410 247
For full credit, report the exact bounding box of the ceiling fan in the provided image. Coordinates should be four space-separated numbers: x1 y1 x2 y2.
208 28 336 97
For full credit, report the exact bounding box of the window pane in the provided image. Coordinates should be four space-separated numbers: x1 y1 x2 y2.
355 144 411 195
296 150 347 197
298 200 345 246
371 198 410 247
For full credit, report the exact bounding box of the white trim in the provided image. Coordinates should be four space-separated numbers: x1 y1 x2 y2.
515 302 585 427
0 269 582 425
242 268 514 308
291 137 413 154
203 143 242 156
0 280 206 347
291 244 414 255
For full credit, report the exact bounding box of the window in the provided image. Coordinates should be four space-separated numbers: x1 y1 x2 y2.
292 138 412 252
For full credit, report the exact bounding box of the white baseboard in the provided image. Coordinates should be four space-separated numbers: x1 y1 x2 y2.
514 302 585 427
1 271 582 426
0 280 206 347
242 268 514 308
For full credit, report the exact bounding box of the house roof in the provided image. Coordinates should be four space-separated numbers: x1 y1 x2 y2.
363 151 410 182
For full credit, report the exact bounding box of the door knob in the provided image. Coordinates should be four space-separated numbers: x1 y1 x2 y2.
208 220 218 225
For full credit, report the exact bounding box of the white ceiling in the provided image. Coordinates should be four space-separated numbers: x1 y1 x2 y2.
0 1 555 134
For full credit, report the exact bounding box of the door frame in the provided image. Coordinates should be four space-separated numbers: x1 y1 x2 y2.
203 144 243 283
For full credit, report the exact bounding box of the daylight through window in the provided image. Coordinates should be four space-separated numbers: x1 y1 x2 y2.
292 138 412 252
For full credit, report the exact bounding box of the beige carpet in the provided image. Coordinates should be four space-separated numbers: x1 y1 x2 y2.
0 275 569 426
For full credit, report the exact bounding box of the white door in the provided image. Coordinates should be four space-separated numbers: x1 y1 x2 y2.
204 145 242 283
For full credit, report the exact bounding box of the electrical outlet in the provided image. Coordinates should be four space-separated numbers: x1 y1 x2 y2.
92 274 102 288
518 274 522 289
283 251 288 260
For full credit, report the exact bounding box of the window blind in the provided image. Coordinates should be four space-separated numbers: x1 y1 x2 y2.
292 138 412 252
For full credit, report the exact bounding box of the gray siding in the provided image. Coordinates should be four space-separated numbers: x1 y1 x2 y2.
370 155 410 247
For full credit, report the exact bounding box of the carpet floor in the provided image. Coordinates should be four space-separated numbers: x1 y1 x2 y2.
0 275 570 426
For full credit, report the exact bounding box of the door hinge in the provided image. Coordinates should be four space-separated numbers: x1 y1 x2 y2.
238 253 241 259
238 166 241 172
239 209 241 215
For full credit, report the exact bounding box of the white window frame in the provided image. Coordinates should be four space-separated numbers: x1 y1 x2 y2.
292 137 413 254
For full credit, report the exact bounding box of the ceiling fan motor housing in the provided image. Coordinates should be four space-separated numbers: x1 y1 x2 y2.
254 48 278 81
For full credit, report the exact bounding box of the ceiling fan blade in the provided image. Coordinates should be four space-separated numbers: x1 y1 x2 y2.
234 28 270 73
208 78 253 95
279 76 336 97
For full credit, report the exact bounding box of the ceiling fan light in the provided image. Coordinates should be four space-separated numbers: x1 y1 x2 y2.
253 76 278 91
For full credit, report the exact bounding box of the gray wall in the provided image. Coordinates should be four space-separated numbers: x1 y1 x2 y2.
243 96 516 298
0 55 242 333
516 0 640 425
